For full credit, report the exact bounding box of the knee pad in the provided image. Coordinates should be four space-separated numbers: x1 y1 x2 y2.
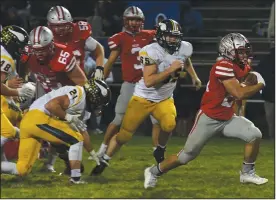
177 149 198 165
246 125 262 143
69 141 83 161
17 161 31 176
111 113 124 126
116 129 133 145
160 114 176 133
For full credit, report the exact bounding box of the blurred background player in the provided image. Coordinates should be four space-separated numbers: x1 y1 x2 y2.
1 79 111 184
144 33 267 189
97 6 168 164
1 25 36 163
92 19 202 175
47 5 105 80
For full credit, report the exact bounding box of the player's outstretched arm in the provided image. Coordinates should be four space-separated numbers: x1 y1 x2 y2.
222 77 264 100
104 49 120 79
184 58 202 90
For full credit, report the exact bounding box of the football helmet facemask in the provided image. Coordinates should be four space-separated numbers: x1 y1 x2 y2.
29 26 55 63
84 79 111 108
123 6 145 33
218 33 253 68
47 6 73 41
156 19 183 55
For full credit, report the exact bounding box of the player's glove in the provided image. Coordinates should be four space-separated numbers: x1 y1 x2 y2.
192 77 202 91
89 150 101 165
65 114 87 132
249 72 266 86
94 66 104 80
17 82 36 98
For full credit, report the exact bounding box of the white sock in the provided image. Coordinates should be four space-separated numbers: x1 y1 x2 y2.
1 161 19 175
71 168 81 177
98 143 108 155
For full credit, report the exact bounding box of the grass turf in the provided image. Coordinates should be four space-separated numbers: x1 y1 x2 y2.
1 134 275 199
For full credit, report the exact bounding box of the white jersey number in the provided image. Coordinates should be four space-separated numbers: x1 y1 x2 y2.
58 50 70 65
132 47 143 70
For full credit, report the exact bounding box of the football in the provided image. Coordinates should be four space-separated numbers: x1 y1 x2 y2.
241 72 258 86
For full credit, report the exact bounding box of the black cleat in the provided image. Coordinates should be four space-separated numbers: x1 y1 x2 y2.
153 146 166 163
90 160 108 176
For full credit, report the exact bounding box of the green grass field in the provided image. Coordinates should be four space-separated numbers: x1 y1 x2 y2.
1 135 275 199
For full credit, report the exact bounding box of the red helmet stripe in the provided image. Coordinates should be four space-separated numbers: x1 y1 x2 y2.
59 6 65 20
37 26 43 44
55 6 61 19
56 6 64 20
32 27 37 44
131 6 135 14
134 6 138 15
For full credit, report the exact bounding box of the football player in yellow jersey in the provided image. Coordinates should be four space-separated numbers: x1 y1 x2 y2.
1 79 111 184
1 25 36 160
91 19 202 175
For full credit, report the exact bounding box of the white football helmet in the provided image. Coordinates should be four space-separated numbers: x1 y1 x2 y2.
47 6 73 39
218 33 252 66
29 26 54 62
123 6 145 33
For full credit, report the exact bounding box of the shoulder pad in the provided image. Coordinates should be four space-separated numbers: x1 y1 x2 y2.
180 41 193 57
139 44 158 65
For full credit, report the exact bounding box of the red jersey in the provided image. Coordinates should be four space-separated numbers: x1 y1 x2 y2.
108 30 156 83
26 43 76 93
201 59 251 120
54 21 92 70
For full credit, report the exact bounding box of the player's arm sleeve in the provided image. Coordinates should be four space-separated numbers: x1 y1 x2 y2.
66 86 85 108
214 63 235 80
139 47 157 66
84 36 98 52
108 33 121 50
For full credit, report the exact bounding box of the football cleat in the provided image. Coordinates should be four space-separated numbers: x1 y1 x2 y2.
144 166 158 189
42 164 56 173
90 159 109 176
153 146 166 163
69 178 87 184
240 170 268 185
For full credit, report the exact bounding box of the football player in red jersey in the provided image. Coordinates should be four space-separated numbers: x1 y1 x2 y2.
47 6 105 80
97 6 168 164
144 33 268 189
25 26 100 173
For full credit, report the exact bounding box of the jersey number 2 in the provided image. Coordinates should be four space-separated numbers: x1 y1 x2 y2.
69 89 78 100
